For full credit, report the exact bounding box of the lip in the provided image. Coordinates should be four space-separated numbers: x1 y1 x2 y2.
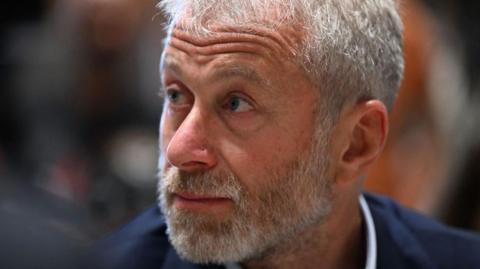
173 192 232 211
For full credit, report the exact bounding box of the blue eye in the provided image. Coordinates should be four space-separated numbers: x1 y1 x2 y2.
166 89 186 105
226 96 253 112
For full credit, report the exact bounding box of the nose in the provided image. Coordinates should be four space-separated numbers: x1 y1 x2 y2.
165 108 217 172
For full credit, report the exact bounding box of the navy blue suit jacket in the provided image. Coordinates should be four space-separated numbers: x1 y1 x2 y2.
94 194 480 269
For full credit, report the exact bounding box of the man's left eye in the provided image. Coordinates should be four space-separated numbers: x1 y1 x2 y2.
225 96 253 113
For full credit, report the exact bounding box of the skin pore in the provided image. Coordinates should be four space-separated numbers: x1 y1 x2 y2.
158 17 389 269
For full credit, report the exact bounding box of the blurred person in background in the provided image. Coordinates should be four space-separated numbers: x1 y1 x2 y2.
2 0 163 267
94 1 480 269
2 0 163 234
2 1 89 268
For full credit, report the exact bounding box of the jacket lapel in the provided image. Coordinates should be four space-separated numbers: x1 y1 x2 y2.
366 194 437 269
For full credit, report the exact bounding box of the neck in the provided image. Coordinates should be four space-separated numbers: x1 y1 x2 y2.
242 190 364 269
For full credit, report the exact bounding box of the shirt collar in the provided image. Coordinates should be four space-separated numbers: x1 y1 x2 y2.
225 195 377 269
360 194 377 269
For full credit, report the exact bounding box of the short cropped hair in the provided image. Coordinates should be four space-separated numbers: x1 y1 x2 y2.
158 0 404 120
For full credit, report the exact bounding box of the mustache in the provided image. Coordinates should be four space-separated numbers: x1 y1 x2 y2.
160 167 243 203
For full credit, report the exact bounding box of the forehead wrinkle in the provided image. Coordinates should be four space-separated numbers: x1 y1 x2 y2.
208 24 304 58
162 53 274 98
162 52 268 84
165 32 302 88
170 26 298 61
211 64 270 88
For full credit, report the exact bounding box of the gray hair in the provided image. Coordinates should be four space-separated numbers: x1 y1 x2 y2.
158 0 404 119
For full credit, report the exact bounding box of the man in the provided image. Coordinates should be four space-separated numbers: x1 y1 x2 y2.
96 0 480 268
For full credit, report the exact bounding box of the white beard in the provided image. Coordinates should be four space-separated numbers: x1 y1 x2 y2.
157 122 333 264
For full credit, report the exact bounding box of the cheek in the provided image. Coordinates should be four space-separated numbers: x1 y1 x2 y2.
219 131 302 192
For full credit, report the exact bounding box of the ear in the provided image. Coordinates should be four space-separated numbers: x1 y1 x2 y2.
333 100 389 185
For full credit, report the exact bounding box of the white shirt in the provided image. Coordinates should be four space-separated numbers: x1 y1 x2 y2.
225 195 377 269
360 194 377 269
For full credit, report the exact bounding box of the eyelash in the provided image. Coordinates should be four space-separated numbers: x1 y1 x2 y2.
164 87 192 112
222 95 254 113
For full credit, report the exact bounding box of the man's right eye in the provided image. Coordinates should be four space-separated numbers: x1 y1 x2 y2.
166 89 189 106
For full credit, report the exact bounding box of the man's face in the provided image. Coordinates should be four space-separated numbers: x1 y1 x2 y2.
158 23 333 263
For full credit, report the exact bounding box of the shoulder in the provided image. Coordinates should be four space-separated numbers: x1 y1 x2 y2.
92 206 171 269
365 193 480 269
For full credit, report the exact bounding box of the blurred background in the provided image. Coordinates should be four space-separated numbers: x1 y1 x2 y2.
1 0 480 266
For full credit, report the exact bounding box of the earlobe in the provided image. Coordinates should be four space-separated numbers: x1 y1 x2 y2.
336 100 389 184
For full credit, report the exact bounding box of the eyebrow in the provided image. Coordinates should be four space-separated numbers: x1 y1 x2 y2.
161 55 182 79
161 55 269 88
212 65 268 87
